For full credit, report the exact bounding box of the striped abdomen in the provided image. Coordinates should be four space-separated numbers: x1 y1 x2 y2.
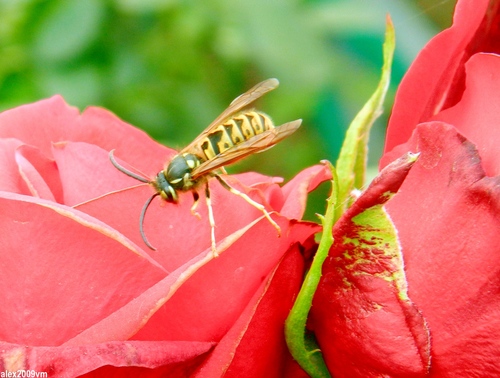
199 111 275 160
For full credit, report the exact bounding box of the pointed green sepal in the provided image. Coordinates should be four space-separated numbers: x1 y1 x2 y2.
335 16 395 219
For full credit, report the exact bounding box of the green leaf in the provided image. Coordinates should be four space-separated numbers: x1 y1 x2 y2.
335 16 395 219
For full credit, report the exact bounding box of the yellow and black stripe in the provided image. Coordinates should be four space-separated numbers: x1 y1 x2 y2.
200 111 274 160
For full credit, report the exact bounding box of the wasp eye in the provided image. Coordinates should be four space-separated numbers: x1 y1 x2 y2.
159 185 178 203
155 171 178 202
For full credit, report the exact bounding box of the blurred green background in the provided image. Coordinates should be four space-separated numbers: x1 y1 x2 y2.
0 0 455 216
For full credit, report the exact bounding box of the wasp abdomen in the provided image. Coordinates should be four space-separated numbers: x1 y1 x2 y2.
200 111 274 160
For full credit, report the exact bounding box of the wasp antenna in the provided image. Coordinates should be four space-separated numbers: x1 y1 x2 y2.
139 192 160 251
109 149 150 183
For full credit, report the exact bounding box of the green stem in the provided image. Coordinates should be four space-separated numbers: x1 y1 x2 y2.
285 162 337 378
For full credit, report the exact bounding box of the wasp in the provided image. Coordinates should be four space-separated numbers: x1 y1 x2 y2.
110 78 301 256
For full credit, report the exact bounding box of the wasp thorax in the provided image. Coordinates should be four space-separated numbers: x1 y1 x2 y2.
165 153 201 191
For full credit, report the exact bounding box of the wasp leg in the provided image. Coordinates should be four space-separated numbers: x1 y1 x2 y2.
191 191 201 219
214 175 281 236
204 183 218 257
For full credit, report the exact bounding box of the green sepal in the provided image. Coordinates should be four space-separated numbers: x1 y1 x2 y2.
335 16 395 219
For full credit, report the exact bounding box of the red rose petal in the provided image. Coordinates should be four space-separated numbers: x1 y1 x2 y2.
52 141 143 205
131 218 319 343
57 218 316 349
192 244 308 378
280 163 332 219
384 0 490 153
230 171 283 187
15 144 62 202
0 96 169 169
76 181 276 270
229 172 285 212
431 53 500 176
61 220 269 349
0 192 166 346
0 139 27 194
79 105 172 173
0 96 80 158
0 340 213 377
385 122 500 376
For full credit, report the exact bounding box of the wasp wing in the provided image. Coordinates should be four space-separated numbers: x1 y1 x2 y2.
179 79 279 157
191 119 301 178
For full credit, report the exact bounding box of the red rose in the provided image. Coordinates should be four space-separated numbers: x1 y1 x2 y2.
0 96 330 376
311 0 500 377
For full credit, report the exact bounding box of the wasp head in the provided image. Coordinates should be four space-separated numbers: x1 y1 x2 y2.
152 171 177 203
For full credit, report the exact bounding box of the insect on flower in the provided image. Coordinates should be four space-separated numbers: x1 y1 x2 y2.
110 78 301 256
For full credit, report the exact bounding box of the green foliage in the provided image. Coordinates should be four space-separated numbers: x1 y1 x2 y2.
0 0 446 200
